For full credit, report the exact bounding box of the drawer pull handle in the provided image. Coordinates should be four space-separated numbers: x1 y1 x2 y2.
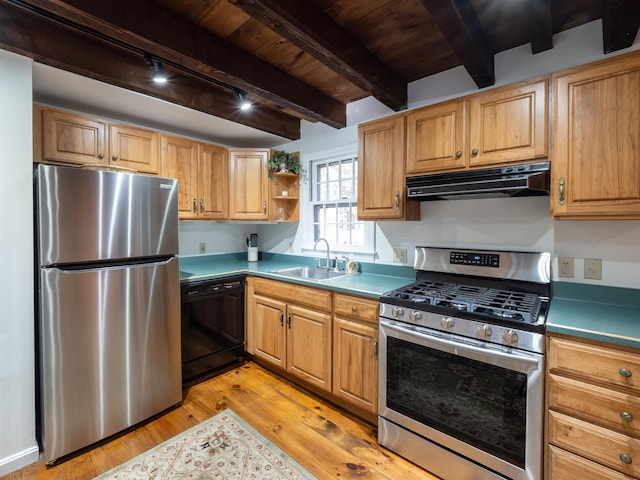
621 412 634 422
620 453 633 465
620 368 633 378
279 310 284 327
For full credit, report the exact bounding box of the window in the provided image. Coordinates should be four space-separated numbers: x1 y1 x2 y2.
307 147 374 253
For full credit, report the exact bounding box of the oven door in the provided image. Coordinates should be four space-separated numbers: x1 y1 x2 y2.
379 318 543 480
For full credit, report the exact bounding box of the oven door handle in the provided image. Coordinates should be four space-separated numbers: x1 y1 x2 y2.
381 320 542 371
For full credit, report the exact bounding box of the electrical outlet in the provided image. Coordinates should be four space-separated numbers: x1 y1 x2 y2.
393 247 407 264
199 242 206 254
558 257 574 278
584 258 602 280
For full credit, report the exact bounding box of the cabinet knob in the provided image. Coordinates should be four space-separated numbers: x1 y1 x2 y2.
621 412 634 422
351 306 357 312
620 453 633 465
471 148 479 156
455 151 462 158
98 153 105 159
112 154 118 161
558 177 566 206
620 368 633 378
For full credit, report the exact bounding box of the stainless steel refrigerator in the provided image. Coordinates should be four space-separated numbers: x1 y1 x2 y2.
34 163 181 464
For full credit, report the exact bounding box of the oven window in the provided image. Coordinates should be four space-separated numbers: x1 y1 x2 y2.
387 336 527 467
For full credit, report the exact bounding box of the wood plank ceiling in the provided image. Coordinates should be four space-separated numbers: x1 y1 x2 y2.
0 0 638 140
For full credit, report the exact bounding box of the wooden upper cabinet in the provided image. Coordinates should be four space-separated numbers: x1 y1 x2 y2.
406 78 548 174
552 50 640 219
37 106 160 174
358 114 420 220
468 79 547 167
199 143 229 220
41 108 107 166
109 124 158 174
160 135 199 219
160 135 229 220
406 99 467 173
228 148 269 221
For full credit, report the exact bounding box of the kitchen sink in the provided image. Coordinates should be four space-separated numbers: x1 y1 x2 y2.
270 266 347 282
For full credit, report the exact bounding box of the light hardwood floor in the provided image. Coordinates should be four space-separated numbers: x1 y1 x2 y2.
3 362 439 479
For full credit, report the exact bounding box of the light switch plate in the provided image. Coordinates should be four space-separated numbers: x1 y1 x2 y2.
584 258 602 280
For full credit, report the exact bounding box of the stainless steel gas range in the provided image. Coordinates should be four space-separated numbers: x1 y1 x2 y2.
378 246 550 480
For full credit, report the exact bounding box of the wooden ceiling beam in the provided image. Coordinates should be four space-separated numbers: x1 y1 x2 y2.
227 0 407 112
11 0 346 128
0 1 300 139
602 0 640 54
418 0 495 88
527 0 553 54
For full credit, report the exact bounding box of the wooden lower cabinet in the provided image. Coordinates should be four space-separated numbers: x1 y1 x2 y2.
548 445 636 480
247 279 380 418
332 293 379 414
249 278 332 392
546 334 640 479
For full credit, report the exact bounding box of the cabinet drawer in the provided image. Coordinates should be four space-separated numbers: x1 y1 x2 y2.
547 445 636 480
549 410 640 477
253 277 332 313
549 336 640 392
549 374 640 437
333 293 379 324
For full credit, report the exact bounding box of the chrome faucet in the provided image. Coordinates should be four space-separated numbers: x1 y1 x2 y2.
313 237 330 269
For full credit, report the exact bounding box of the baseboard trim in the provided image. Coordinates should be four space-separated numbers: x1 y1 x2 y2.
0 445 40 476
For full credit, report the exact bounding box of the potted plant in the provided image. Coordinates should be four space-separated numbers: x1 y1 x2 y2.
267 150 301 179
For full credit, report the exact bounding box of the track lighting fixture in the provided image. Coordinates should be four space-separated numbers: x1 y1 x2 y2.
236 90 252 111
144 53 167 84
152 61 167 84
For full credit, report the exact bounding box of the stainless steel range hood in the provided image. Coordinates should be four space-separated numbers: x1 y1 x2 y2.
406 161 550 201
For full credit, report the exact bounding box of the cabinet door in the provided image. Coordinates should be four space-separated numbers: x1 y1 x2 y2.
552 51 640 218
252 294 287 369
160 135 199 219
358 115 419 220
199 143 229 220
468 79 547 167
229 149 269 221
406 100 467 173
287 304 332 392
42 109 107 166
333 317 378 413
109 124 158 174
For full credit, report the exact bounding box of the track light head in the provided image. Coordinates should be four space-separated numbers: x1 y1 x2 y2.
236 90 252 110
152 61 167 84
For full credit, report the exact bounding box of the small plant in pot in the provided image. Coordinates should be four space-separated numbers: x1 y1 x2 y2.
267 151 301 179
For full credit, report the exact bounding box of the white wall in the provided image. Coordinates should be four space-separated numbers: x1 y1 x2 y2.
0 50 39 475
255 20 640 289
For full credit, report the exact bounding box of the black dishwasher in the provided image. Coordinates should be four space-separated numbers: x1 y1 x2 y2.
181 275 245 387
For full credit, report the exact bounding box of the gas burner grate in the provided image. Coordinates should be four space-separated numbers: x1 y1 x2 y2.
387 281 543 324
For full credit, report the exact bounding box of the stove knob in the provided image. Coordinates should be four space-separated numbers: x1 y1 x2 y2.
441 317 455 329
477 325 492 338
409 311 423 322
392 306 404 318
502 330 519 344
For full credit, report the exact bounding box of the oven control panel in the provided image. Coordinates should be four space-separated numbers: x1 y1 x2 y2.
450 251 499 267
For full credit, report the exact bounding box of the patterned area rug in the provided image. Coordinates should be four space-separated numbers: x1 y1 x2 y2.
94 410 317 479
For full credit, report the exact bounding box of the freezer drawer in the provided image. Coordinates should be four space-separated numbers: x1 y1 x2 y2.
39 257 181 463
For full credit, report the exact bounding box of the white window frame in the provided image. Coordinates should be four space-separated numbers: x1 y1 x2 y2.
302 145 375 256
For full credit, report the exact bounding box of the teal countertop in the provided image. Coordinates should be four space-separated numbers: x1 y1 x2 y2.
548 282 640 349
179 252 415 299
